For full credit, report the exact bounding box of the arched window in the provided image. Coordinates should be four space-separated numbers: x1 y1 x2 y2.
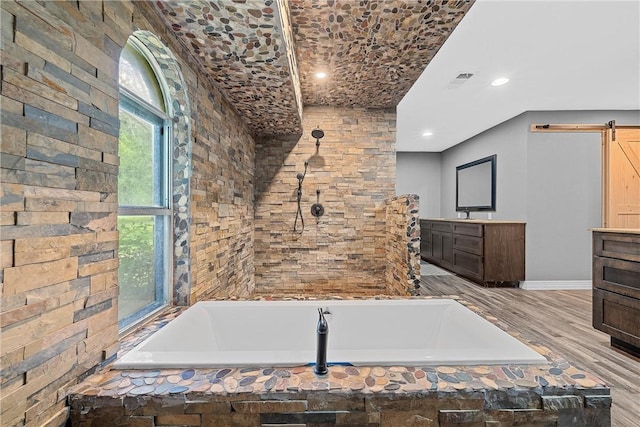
117 38 171 329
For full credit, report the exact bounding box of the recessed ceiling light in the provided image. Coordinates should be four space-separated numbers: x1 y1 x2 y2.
315 72 327 79
422 131 433 137
491 77 509 87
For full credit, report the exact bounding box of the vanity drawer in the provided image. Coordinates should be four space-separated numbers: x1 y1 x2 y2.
453 234 483 256
431 222 452 233
453 222 484 237
593 255 640 300
593 232 640 263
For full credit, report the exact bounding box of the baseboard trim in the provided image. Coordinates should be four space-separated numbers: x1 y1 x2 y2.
520 280 592 290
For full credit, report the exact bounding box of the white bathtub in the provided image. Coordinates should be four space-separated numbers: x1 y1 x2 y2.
113 299 547 369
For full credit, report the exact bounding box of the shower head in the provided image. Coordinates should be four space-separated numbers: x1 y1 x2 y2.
311 127 324 147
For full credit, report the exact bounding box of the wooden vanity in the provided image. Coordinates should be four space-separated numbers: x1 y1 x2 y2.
420 219 526 287
592 228 640 357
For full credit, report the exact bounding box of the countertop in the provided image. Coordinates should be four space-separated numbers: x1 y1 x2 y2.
591 228 640 235
421 218 526 224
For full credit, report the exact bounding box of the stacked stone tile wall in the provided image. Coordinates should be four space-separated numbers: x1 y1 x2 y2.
184 48 256 304
69 388 612 427
254 106 396 295
1 3 126 425
385 195 421 296
0 2 255 426
132 2 256 304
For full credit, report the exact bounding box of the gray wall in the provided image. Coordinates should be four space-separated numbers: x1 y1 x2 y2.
396 152 442 218
440 113 529 221
526 112 596 281
397 109 640 282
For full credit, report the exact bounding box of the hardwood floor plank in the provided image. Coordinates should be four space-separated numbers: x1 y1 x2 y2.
419 273 640 427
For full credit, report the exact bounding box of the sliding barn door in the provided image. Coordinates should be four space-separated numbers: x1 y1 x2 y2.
604 127 640 228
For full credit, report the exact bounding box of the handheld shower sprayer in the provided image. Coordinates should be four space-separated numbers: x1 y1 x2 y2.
293 162 309 233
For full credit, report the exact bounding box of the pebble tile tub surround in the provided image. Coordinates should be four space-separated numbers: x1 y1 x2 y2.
69 297 611 426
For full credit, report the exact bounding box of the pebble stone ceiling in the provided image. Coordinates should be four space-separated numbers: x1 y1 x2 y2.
154 0 474 135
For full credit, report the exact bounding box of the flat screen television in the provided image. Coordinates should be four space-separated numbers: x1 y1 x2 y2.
456 154 496 218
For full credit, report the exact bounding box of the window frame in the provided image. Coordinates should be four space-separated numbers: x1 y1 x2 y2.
118 93 171 212
117 38 173 332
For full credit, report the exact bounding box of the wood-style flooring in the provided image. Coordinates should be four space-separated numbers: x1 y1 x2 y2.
419 274 640 427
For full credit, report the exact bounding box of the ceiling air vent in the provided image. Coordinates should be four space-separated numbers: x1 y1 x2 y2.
456 73 474 80
447 72 475 90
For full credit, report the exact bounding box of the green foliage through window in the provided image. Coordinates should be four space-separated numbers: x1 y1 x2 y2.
118 106 156 206
118 216 156 321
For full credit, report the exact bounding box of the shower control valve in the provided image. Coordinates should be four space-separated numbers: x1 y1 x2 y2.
311 203 324 218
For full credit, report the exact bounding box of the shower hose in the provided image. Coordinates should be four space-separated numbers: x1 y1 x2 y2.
293 162 308 233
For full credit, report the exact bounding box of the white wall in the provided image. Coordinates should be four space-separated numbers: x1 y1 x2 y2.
396 152 441 218
397 109 640 286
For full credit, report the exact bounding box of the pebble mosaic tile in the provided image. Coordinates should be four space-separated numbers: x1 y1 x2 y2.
150 1 474 136
291 0 473 108
153 0 303 135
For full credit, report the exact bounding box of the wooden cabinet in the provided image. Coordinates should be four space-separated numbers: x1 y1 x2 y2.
420 219 525 287
431 227 454 268
592 229 640 357
420 220 432 259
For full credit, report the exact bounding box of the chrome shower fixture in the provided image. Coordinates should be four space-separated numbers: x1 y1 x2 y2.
311 127 324 147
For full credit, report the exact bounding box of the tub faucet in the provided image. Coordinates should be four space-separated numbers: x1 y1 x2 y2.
314 307 328 375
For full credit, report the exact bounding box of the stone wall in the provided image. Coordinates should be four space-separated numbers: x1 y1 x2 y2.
131 2 257 304
0 2 255 426
1 3 126 425
254 106 396 295
185 42 256 304
69 385 612 427
385 195 421 296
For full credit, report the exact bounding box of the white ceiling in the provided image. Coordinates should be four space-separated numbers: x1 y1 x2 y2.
397 0 640 152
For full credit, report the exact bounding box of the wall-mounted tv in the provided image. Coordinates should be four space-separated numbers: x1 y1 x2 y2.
456 154 496 217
